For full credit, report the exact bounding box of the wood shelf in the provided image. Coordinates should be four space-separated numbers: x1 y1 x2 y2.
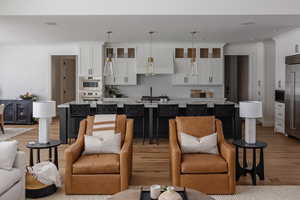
128 48 135 58
117 48 125 58
187 48 196 58
212 48 221 58
200 48 209 58
175 48 184 58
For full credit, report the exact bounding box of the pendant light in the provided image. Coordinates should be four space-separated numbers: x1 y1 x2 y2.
104 31 115 78
146 31 156 76
190 31 198 76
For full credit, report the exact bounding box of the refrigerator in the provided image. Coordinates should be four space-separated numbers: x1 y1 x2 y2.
285 54 300 139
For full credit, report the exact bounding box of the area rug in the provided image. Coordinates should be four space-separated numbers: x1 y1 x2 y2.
33 186 300 200
0 128 32 141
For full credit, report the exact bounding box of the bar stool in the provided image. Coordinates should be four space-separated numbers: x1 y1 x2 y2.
123 104 146 144
96 104 118 114
157 104 179 145
69 104 90 143
186 104 210 116
214 104 235 139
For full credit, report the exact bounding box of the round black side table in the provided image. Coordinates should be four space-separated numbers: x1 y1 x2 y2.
26 140 60 169
233 139 267 185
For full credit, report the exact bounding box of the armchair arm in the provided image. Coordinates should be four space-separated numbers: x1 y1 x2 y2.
64 119 86 194
120 119 134 190
220 141 236 193
169 119 181 186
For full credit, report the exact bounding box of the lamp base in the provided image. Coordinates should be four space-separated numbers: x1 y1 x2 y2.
38 118 50 144
245 118 256 144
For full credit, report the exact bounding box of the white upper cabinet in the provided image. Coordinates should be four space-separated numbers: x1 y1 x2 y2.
79 43 102 77
104 46 137 85
137 45 174 74
172 47 224 86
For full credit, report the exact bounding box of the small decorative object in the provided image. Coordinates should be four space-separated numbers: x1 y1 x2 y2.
158 186 183 200
33 101 56 144
150 185 161 199
239 101 262 144
105 85 124 98
20 92 37 101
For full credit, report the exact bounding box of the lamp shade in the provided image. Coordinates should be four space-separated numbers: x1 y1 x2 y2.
239 101 262 118
33 101 56 118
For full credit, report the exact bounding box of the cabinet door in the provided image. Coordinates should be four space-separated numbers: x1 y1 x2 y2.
197 59 211 84
2 102 15 123
15 101 32 124
105 60 137 85
137 46 174 74
211 59 224 85
79 45 91 76
80 45 102 76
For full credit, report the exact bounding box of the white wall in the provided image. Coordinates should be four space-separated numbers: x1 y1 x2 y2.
273 28 300 90
0 43 79 100
1 0 300 15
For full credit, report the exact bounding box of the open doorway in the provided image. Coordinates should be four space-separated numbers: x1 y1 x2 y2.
224 55 249 103
51 56 76 106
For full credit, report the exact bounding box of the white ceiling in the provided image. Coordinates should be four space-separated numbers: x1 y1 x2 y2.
0 15 299 44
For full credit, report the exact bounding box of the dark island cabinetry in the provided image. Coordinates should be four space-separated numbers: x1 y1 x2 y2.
0 99 33 124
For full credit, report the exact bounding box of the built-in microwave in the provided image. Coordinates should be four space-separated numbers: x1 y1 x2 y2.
275 90 285 103
79 76 102 91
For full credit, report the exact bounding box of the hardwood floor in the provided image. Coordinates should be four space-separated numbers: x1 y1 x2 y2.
7 119 300 186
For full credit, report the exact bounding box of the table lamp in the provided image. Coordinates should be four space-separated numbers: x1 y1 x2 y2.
239 101 262 144
33 101 56 144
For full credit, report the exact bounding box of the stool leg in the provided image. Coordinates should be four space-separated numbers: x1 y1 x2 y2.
156 117 159 145
142 117 145 145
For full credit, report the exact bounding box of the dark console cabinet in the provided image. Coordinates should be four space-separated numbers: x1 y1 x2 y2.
0 99 33 124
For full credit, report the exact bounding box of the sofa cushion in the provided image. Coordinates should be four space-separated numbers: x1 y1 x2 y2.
176 116 215 144
73 154 120 174
181 154 227 174
0 168 21 195
0 140 18 170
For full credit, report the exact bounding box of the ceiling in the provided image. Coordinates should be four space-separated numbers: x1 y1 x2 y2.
0 15 299 44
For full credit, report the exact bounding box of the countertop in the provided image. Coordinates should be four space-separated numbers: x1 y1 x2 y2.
57 98 239 108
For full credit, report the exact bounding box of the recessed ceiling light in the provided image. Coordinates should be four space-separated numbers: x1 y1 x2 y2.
45 22 57 26
240 22 256 26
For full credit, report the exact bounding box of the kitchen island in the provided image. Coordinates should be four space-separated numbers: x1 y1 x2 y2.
57 98 241 144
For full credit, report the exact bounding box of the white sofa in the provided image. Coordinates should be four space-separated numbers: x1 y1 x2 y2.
0 151 25 200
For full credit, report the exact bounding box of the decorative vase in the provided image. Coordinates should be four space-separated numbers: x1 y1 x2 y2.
158 186 183 200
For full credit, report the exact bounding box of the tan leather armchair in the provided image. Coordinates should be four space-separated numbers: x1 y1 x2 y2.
64 115 133 195
169 116 235 195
